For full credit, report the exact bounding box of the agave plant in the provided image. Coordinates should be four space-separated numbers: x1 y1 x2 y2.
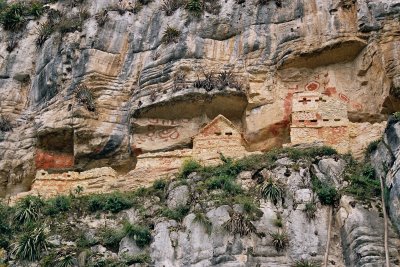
223 212 256 236
14 195 44 224
270 230 288 252
261 178 284 206
12 227 49 261
55 254 76 267
161 26 181 44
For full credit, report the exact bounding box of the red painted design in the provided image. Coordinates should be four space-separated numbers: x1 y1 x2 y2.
283 92 294 121
351 102 363 111
305 81 320 91
35 149 74 170
338 93 350 103
323 87 337 96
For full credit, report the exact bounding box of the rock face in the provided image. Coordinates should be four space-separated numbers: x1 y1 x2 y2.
370 118 400 234
0 0 399 197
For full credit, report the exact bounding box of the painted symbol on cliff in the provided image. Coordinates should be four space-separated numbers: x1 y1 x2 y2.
136 128 180 144
305 81 320 91
338 93 350 103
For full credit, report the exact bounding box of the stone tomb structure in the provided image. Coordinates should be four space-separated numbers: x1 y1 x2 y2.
13 115 252 199
290 91 349 153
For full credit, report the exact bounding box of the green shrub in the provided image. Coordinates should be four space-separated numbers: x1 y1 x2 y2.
14 195 44 224
179 159 201 178
270 231 288 252
87 195 106 212
365 139 381 156
162 205 190 221
0 203 12 249
29 1 45 18
0 1 45 31
316 184 338 206
206 174 243 195
0 3 26 31
123 253 151 264
153 179 167 191
12 227 48 261
104 193 132 213
261 178 284 206
311 175 339 206
161 26 181 44
100 227 125 251
44 195 71 215
193 212 212 234
343 162 381 201
234 196 263 220
393 111 400 121
123 223 152 248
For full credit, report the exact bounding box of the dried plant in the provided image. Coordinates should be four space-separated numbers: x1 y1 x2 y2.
0 115 12 132
95 10 109 27
36 21 55 48
270 230 288 252
161 0 184 16
6 36 18 52
173 70 186 92
75 85 95 111
223 212 256 236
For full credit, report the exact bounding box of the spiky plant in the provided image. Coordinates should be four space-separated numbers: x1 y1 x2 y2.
304 201 317 221
193 212 212 235
161 0 184 16
223 212 256 236
14 195 44 224
294 259 320 267
12 227 48 261
270 231 288 252
261 178 284 206
161 26 181 44
55 255 76 267
186 0 203 17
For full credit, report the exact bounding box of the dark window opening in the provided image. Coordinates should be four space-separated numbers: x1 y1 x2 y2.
215 132 221 136
225 132 233 136
310 120 317 122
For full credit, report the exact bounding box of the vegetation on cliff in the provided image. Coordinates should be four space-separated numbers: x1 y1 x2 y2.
0 146 386 266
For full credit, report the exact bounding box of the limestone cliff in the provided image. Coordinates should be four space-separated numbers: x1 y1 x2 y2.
1 1 400 266
0 0 399 196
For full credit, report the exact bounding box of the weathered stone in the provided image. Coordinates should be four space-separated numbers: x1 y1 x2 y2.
118 237 143 257
167 185 190 209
